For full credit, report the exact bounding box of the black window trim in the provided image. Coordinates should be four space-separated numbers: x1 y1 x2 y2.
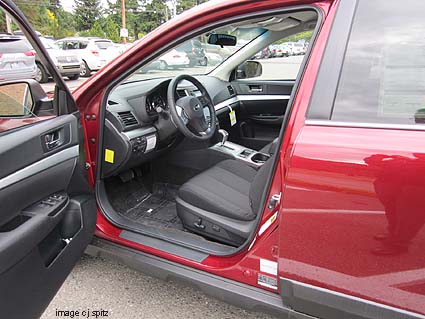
306 0 358 120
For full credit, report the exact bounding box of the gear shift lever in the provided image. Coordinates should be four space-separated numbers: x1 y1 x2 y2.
218 129 228 146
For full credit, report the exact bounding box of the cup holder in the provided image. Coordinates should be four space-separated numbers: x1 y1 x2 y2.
251 152 270 164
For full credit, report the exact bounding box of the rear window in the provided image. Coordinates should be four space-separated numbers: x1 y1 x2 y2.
95 41 113 49
0 39 31 53
331 0 425 125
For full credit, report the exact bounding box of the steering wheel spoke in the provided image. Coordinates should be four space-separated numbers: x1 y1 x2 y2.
176 105 189 125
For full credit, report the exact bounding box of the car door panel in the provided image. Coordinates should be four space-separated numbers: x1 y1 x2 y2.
226 81 294 150
0 113 96 319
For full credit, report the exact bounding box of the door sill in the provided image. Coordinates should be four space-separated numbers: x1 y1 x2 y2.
96 180 240 256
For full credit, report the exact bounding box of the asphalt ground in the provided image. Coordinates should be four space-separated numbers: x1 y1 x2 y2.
41 255 279 319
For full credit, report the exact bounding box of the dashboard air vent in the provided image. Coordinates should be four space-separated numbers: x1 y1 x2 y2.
227 85 235 96
117 111 138 127
176 89 187 98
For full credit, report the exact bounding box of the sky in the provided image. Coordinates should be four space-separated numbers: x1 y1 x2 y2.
60 0 113 12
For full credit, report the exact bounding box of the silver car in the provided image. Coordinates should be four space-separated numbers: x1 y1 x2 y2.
35 37 82 83
0 35 36 81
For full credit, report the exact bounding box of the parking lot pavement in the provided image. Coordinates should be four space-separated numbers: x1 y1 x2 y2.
41 77 87 93
41 255 279 319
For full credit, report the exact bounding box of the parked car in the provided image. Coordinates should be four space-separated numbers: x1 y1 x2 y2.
273 43 291 57
0 34 36 81
1 1 425 319
176 39 207 66
157 49 190 69
55 37 120 77
30 37 81 83
284 41 306 55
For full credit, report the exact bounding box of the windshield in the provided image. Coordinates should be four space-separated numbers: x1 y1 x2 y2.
40 37 58 50
125 26 266 82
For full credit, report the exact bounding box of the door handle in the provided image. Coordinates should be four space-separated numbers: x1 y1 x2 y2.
43 130 62 150
249 85 263 93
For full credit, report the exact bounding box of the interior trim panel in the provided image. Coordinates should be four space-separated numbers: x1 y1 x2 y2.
215 95 291 111
0 145 79 191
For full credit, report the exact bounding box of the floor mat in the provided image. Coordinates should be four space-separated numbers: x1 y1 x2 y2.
106 179 184 230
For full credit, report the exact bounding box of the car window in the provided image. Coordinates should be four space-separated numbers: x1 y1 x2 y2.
331 0 425 125
236 32 310 81
0 38 32 53
79 41 88 49
95 41 113 49
39 37 57 50
126 26 266 82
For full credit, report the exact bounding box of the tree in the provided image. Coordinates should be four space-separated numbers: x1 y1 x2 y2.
104 16 120 43
74 0 102 31
106 0 169 41
81 16 120 42
140 0 168 34
176 0 208 14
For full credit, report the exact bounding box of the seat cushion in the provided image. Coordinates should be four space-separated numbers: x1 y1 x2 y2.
178 160 257 221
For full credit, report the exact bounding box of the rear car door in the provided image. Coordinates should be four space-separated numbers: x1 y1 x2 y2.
278 0 425 318
0 1 96 318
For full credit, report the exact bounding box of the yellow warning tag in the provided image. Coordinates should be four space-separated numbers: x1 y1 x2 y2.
105 149 115 163
229 110 237 126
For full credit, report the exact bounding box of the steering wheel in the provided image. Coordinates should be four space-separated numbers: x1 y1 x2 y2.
168 74 217 140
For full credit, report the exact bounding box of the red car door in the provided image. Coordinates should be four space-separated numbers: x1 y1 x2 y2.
0 1 97 318
278 0 425 318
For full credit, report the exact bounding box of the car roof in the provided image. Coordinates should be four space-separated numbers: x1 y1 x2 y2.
0 33 22 40
57 37 111 42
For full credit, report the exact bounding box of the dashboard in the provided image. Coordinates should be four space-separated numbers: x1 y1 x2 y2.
102 76 237 177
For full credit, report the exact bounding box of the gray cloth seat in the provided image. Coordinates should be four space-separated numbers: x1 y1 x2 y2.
259 137 279 155
176 157 274 246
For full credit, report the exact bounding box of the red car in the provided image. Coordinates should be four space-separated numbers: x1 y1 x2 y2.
0 0 424 318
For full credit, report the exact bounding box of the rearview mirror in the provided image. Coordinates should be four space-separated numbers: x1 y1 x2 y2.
0 82 34 116
208 33 237 47
235 61 262 79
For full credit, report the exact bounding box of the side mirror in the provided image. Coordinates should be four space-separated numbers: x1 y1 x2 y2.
0 79 53 117
0 82 33 116
208 33 237 47
235 61 262 80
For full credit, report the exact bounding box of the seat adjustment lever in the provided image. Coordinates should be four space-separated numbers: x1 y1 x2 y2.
194 218 205 229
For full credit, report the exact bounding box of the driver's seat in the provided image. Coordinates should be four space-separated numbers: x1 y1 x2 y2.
176 156 274 246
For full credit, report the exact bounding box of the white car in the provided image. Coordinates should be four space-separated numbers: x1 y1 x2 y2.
205 52 223 66
55 37 121 77
158 49 190 69
33 37 82 83
284 42 305 55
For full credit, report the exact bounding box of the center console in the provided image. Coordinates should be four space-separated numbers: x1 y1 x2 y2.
210 140 270 168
